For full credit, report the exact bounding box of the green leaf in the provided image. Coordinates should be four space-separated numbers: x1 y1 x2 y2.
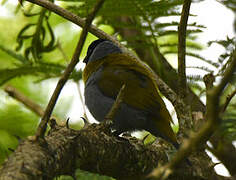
0 44 29 64
0 63 64 86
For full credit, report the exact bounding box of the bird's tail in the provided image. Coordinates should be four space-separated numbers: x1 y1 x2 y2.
148 118 192 166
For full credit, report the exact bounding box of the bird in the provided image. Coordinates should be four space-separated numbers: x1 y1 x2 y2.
82 39 179 149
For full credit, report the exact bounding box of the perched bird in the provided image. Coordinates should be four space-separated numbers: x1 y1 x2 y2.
83 39 179 149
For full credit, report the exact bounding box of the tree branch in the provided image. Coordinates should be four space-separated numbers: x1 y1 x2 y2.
149 50 236 179
4 85 45 117
2 120 223 180
176 0 193 135
178 0 191 99
35 0 105 139
2 119 234 180
4 84 64 122
105 84 126 122
0 122 162 180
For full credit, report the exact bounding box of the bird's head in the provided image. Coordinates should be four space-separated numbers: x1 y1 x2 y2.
83 39 122 64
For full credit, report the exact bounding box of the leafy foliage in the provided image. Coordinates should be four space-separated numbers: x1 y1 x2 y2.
15 10 56 61
0 0 235 179
65 0 203 52
209 37 236 76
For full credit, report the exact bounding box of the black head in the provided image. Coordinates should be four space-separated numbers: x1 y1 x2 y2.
83 39 122 64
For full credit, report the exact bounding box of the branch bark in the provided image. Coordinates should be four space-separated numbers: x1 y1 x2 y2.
178 0 191 99
0 121 218 180
0 122 163 180
177 0 193 135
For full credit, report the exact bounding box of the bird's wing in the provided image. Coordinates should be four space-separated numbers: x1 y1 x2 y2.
97 53 173 124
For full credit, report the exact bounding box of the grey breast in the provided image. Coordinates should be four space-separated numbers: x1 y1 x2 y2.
84 67 113 122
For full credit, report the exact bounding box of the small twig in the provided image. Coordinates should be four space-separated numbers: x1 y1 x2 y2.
4 85 44 117
104 84 126 122
35 0 106 139
221 88 236 113
178 0 191 99
4 85 59 121
149 50 236 179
